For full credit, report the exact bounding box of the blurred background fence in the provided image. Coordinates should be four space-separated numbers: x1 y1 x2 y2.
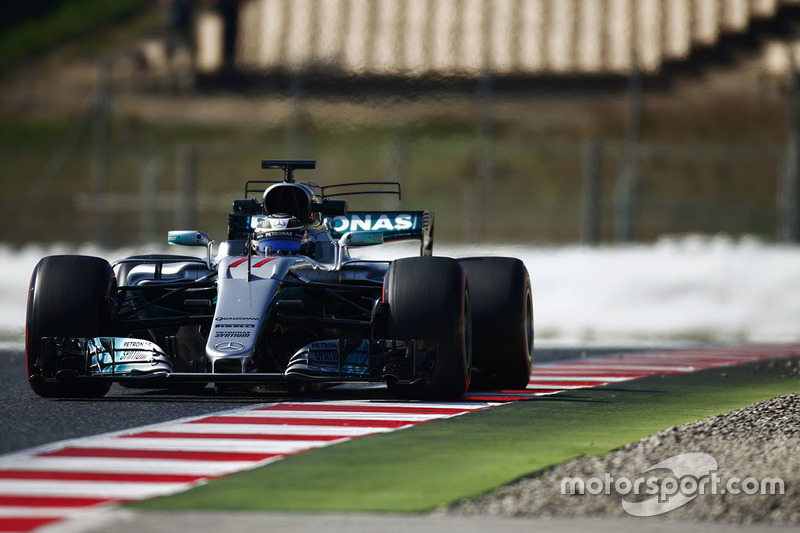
3 0 800 247
0 111 787 247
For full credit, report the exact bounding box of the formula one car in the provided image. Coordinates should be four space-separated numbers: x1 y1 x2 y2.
26 160 533 400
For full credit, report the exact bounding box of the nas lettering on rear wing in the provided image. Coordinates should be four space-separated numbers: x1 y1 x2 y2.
327 211 434 255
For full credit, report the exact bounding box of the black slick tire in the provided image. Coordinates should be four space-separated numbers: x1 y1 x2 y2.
384 256 471 400
26 255 115 398
459 257 533 390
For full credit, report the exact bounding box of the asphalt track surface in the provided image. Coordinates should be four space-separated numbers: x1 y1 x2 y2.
4 344 799 533
2 346 626 455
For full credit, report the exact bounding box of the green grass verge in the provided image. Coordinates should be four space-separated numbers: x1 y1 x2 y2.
131 357 799 512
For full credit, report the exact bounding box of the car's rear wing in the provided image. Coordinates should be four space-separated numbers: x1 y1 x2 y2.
227 204 434 256
327 211 434 256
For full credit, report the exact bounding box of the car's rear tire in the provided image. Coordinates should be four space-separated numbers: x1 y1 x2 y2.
384 257 471 400
26 255 115 398
459 257 533 390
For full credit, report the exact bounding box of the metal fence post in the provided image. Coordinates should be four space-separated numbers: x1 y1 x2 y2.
615 51 642 243
175 145 197 229
780 49 800 243
476 67 495 241
288 69 310 158
582 138 603 244
140 157 158 244
91 58 111 246
382 137 405 210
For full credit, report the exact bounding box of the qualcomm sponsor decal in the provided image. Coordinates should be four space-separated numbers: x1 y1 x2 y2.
330 213 415 233
560 452 785 517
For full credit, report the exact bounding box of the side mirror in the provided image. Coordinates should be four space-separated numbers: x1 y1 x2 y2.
335 231 384 270
168 231 215 270
339 231 384 247
168 231 212 247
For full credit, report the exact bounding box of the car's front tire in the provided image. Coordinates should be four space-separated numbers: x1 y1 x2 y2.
383 257 471 400
26 255 115 398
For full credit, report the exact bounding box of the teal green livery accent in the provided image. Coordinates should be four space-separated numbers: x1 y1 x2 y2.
327 211 434 255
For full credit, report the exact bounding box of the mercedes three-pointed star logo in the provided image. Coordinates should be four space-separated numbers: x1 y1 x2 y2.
214 341 245 352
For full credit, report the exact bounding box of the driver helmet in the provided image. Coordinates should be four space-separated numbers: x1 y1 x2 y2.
253 213 305 254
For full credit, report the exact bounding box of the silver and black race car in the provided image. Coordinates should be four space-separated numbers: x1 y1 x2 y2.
26 160 533 400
